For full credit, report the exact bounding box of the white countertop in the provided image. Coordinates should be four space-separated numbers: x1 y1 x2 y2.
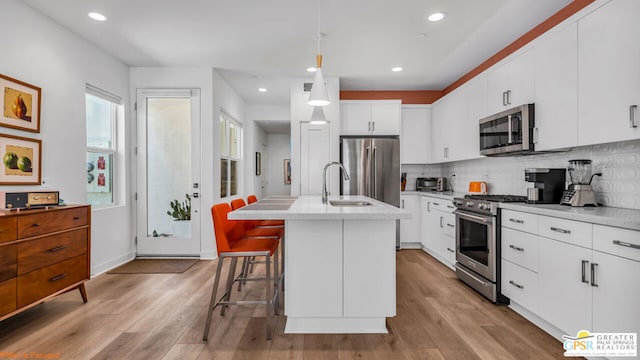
500 202 640 231
228 195 411 221
402 191 466 201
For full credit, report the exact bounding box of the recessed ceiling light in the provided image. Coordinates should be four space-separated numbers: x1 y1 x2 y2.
306 67 317 73
428 12 446 22
88 12 108 21
258 88 267 92
392 67 403 72
416 33 427 38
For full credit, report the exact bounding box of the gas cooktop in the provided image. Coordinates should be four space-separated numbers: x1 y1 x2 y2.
463 194 527 202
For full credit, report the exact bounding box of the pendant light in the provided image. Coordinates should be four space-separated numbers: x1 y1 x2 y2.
310 106 327 124
308 0 330 106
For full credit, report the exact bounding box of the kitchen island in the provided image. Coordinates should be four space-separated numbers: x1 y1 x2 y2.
228 195 410 334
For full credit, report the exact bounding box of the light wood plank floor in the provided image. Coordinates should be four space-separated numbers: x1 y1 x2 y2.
0 250 571 359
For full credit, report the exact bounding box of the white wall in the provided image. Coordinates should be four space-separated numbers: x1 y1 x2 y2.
0 0 133 276
266 134 292 196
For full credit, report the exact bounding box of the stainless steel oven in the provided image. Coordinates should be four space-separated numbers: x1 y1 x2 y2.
479 104 535 156
452 195 525 303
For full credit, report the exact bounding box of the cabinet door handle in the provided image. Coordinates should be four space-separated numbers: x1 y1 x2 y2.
509 244 524 252
427 202 431 212
630 105 638 128
446 205 454 209
613 240 640 250
49 273 67 282
432 202 440 206
368 121 371 132
590 263 598 287
509 218 524 224
48 245 68 253
581 260 589 283
509 280 524 289
440 216 443 228
502 91 507 106
446 223 454 228
73 217 81 220
507 90 512 105
32 223 40 227
447 247 455 253
533 127 539 144
372 121 375 132
401 199 405 209
507 114 513 144
550 226 571 234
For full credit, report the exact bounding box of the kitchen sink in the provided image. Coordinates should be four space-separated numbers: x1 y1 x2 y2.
329 200 372 207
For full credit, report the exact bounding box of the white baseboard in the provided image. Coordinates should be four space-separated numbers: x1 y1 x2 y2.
91 251 136 277
399 242 422 249
200 250 216 260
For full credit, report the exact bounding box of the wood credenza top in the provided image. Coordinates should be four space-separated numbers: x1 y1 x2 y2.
0 204 89 217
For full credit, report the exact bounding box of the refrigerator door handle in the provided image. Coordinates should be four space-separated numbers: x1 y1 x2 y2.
365 146 371 196
373 146 378 198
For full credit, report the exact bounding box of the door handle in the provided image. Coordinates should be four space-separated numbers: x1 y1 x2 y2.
509 244 524 252
509 218 524 224
613 240 640 250
440 216 443 228
507 114 513 144
502 91 507 106
630 105 638 128
509 280 524 289
581 260 589 283
550 226 571 234
401 199 405 208
192 193 199 198
372 121 375 132
507 90 512 105
590 263 599 287
368 121 371 132
373 147 378 198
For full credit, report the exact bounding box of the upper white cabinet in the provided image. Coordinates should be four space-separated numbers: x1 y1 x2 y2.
486 49 535 115
578 0 640 145
341 100 401 135
534 23 578 151
401 106 431 164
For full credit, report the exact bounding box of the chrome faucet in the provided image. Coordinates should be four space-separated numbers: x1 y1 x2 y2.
322 162 350 204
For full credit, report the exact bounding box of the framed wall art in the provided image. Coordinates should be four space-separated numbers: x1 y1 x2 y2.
255 151 261 176
284 159 291 185
0 133 41 185
0 74 41 133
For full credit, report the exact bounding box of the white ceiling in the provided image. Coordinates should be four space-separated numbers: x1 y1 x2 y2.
22 0 572 107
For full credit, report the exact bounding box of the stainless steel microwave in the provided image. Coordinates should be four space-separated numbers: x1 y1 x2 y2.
479 104 535 156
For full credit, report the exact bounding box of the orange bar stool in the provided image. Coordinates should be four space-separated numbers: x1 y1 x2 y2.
247 195 285 227
203 203 280 341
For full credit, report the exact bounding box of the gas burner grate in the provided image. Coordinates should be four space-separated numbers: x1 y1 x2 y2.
464 194 528 203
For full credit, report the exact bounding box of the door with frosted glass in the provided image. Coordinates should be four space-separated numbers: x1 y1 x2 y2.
136 90 201 256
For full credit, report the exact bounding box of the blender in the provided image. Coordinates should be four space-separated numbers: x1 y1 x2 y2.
560 159 602 206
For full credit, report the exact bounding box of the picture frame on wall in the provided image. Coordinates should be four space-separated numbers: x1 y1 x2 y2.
255 152 261 176
0 74 41 133
0 133 41 185
284 159 291 185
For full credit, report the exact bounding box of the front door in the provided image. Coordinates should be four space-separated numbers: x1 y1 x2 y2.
135 89 201 256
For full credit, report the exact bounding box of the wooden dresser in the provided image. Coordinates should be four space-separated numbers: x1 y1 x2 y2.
0 205 90 321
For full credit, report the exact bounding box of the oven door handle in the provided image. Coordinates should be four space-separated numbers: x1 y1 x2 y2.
455 263 488 286
454 210 489 224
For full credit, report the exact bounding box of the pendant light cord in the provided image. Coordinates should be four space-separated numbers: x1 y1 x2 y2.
316 0 321 57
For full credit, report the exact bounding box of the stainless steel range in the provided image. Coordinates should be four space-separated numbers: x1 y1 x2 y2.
453 194 526 303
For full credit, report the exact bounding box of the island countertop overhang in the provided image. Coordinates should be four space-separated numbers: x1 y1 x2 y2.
227 195 411 221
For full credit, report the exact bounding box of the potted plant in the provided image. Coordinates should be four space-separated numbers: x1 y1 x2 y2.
167 194 191 237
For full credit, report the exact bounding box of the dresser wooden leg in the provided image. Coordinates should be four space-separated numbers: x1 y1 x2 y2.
78 284 88 303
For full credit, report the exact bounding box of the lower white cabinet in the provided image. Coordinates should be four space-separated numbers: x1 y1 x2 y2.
400 194 421 247
502 208 640 348
420 195 455 269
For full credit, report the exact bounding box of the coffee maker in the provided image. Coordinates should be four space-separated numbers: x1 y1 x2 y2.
560 159 601 207
524 168 566 204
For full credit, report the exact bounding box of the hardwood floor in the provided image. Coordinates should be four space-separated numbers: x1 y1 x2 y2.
0 250 569 359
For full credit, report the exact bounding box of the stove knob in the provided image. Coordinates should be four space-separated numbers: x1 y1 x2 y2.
466 202 474 207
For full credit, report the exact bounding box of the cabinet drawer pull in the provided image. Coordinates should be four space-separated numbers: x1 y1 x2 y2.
447 248 455 253
32 223 40 227
432 202 440 206
613 240 640 250
509 218 524 224
446 205 454 209
509 244 524 252
49 274 67 282
631 105 638 128
73 217 81 220
48 245 68 253
590 263 598 287
550 226 571 234
581 260 589 284
446 223 454 228
509 280 524 289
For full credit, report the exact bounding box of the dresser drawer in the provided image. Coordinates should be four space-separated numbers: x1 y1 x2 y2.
0 244 17 282
538 215 592 249
501 259 539 313
17 228 88 275
18 207 88 239
501 209 538 234
593 225 640 263
502 227 539 272
0 217 17 244
0 278 16 317
17 255 87 308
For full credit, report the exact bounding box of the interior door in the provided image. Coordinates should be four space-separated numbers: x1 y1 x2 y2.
135 89 201 256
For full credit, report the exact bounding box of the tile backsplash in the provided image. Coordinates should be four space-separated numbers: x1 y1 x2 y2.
402 139 640 210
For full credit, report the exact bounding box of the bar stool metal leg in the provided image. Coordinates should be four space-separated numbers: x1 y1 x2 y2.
203 254 225 341
265 254 272 340
220 257 238 316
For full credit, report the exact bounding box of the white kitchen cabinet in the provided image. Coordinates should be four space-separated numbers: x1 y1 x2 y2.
341 100 401 135
534 22 578 151
430 91 461 162
538 236 593 336
420 195 455 269
400 106 431 164
400 194 421 247
299 122 331 195
501 259 540 314
578 0 640 145
486 48 535 115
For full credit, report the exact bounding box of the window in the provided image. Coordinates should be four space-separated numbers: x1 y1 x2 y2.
86 86 122 206
220 112 242 198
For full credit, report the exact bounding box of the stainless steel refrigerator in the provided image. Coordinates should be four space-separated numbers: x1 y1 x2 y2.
340 136 401 248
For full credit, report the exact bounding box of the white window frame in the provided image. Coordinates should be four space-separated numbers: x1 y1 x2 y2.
86 85 121 207
220 111 243 199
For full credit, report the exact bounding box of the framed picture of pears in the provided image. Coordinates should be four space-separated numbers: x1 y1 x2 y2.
0 73 41 133
0 133 42 185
